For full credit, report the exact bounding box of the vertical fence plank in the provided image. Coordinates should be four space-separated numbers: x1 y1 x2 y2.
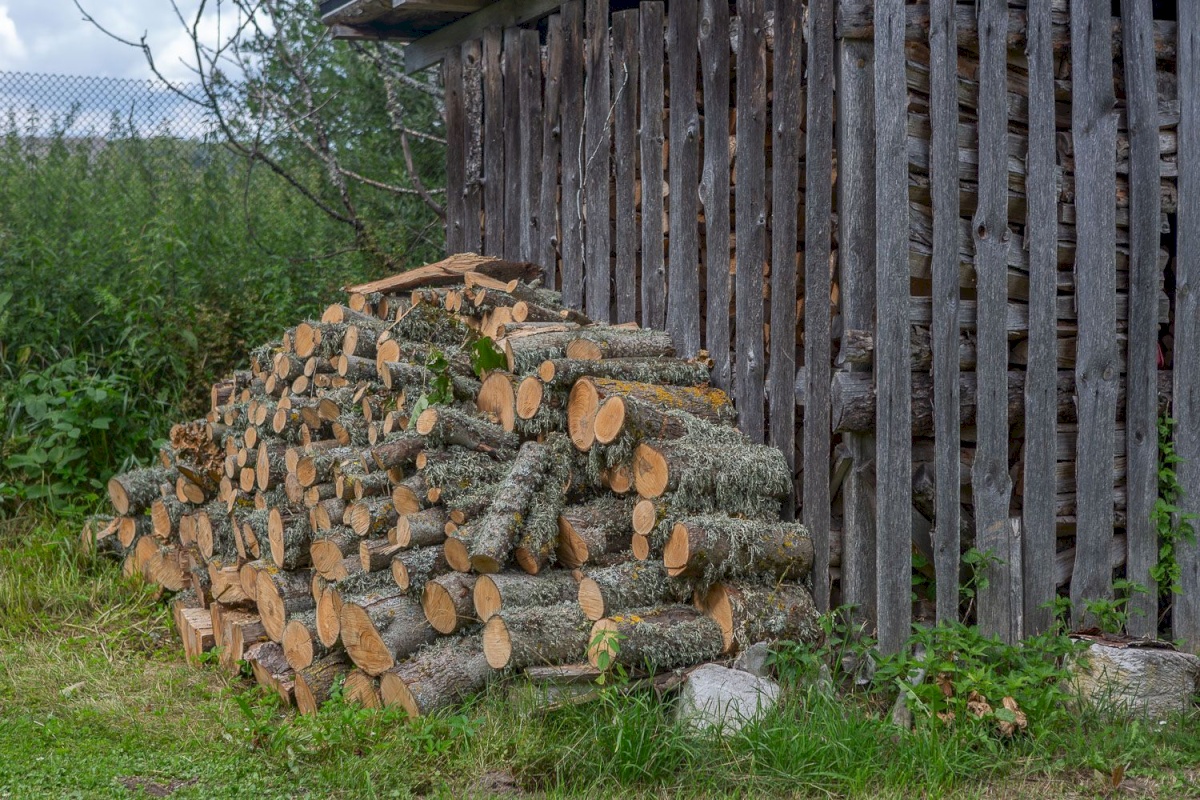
584 0 612 322
800 0 830 544
735 0 766 443
874 0 911 655
1174 2 1200 649
836 33 877 622
443 50 466 254
667 2 700 357
612 11 640 324
1122 0 1161 639
699 0 731 391
928 0 960 627
483 27 506 257
461 40 483 254
538 15 565 287
973 0 1015 642
639 2 666 330
1022 0 1056 636
503 28 524 260
1070 0 1118 626
519 28 543 264
774 0 802 509
560 2 586 309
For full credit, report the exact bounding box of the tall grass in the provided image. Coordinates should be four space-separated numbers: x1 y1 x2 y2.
0 120 442 512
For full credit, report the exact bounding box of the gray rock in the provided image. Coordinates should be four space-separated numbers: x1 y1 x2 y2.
731 642 773 678
1069 643 1200 720
676 663 780 735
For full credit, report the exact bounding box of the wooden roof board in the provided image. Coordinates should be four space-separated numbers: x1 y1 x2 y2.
319 0 494 35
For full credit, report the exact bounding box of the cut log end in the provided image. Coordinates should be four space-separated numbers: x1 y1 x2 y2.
592 397 626 444
283 618 317 671
536 360 557 382
422 581 459 634
632 443 668 498
340 603 395 675
473 575 502 620
585 619 619 669
379 671 422 718
482 616 512 669
565 339 602 360
577 577 606 621
566 379 599 450
632 500 657 536
477 373 516 431
631 534 650 561
662 523 689 577
107 477 131 515
443 536 471 573
516 377 544 420
415 408 439 436
469 554 503 574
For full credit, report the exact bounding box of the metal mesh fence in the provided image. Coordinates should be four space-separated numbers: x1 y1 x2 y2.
0 71 217 141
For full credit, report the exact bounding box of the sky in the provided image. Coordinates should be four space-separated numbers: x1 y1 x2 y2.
0 1 230 83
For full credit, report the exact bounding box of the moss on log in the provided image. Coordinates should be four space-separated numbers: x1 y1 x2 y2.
483 601 592 669
468 441 551 573
556 496 636 569
537 357 710 388
391 547 450 593
416 406 519 456
664 515 814 584
696 581 823 654
268 509 313 570
587 605 724 672
565 327 675 361
577 560 693 621
108 467 175 515
473 571 581 621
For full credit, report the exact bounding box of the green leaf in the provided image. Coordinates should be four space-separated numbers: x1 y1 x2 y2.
470 337 508 377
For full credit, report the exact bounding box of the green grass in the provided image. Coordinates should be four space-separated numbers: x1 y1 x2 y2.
3 517 1200 799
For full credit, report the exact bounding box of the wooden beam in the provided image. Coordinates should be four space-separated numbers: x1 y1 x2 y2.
404 0 565 73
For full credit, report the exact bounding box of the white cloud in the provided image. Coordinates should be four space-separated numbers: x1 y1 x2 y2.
0 5 28 68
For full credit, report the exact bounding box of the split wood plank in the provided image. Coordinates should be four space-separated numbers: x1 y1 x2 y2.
584 0 612 322
461 39 483 253
874 0 912 656
560 2 586 309
612 10 639 325
700 0 732 392
519 28 543 264
483 27 506 257
666 2 700 357
1022 0 1057 636
1070 0 1118 627
443 49 466 254
538 14 565 288
639 2 667 331
735 0 767 443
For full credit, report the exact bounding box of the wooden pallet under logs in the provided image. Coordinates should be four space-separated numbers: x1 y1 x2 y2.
87 253 822 716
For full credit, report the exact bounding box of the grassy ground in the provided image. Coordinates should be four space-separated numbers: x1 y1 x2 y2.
3 517 1200 799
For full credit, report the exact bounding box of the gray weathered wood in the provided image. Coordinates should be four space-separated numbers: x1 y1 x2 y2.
560 2 585 309
1123 0 1161 639
612 10 640 325
404 0 564 73
461 39 483 253
538 14 565 286
699 0 731 391
972 0 1015 644
1174 1 1200 650
800 0 829 545
1022 0 1057 636
874 0 911 655
928 0 960 628
666 1 700 357
1070 0 1118 627
836 37 877 621
734 0 767 443
503 27 524 261
483 27 506 256
584 0 612 322
443 49 466 253
519 28 543 264
639 2 666 331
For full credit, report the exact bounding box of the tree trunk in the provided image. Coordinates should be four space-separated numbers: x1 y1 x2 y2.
421 572 478 633
468 441 550 572
632 433 791 504
556 497 636 568
473 571 580 620
482 602 592 669
577 560 692 621
695 582 822 654
587 605 725 671
340 592 435 676
664 515 814 583
379 636 494 718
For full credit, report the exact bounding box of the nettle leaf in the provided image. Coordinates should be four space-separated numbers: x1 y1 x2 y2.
470 337 507 377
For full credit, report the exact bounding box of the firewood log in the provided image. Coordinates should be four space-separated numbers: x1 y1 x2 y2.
281 610 328 671
631 426 791 503
565 327 675 360
695 582 823 654
537 357 710 388
344 668 382 708
347 496 398 537
587 605 725 671
391 547 450 593
415 406 519 456
482 602 592 669
421 572 478 633
310 526 358 579
379 636 493 717
256 566 316 641
663 515 813 582
556 496 636 569
467 441 551 572
108 466 175 515
360 537 403 572
151 496 186 539
473 571 581 621
476 372 517 431
80 514 119 556
340 591 435 676
246 641 295 706
219 611 268 672
268 508 313 569
391 507 449 548
577 560 692 621
295 651 351 714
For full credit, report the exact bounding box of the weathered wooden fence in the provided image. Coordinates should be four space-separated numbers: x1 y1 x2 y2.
438 0 1200 653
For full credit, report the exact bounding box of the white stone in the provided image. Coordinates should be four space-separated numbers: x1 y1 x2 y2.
1069 643 1200 720
676 663 780 735
731 642 773 678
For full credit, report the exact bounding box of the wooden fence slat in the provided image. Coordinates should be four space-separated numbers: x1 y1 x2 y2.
519 28 544 264
1070 0 1118 626
666 1 700 357
503 28 524 261
735 0 767 443
1022 0 1057 636
699 0 731 391
874 0 912 655
461 40 483 253
483 27 506 257
538 14 565 286
1174 1 1200 649
639 2 666 330
800 0 830 550
836 34 877 623
973 0 1016 643
560 2 586 309
443 50 466 254
584 0 612 322
928 0 960 627
1123 0 1161 639
612 10 640 325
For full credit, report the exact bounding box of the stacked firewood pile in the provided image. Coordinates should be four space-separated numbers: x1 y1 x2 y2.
83 253 821 716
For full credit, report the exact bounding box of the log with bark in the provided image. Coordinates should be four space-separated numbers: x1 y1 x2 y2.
473 571 581 620
694 582 823 654
587 605 726 671
340 591 436 675
467 441 550 573
378 635 493 717
663 515 814 583
576 560 692 621
421 572 478 634
482 602 592 669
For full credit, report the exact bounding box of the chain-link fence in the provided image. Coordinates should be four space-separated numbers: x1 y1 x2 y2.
0 71 217 141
